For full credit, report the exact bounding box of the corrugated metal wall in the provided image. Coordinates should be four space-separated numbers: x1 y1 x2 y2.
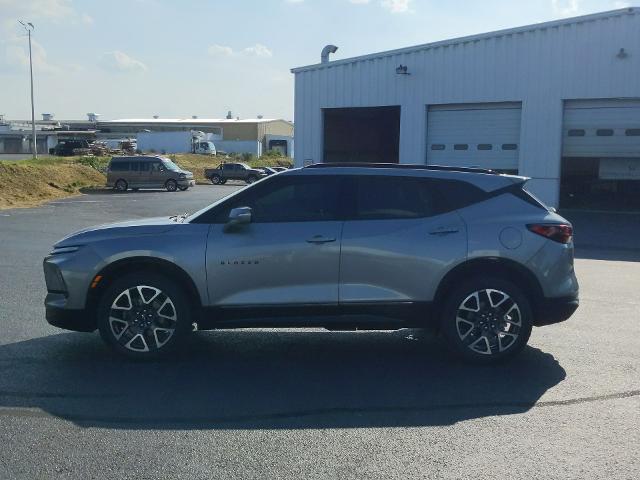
292 9 640 205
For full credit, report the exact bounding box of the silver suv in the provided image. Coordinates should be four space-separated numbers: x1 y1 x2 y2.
44 164 579 362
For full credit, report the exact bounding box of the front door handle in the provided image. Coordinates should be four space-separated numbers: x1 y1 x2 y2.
429 227 460 236
306 235 336 244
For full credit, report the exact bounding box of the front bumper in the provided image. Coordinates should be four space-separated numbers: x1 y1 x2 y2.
179 179 195 187
46 302 96 332
534 294 579 326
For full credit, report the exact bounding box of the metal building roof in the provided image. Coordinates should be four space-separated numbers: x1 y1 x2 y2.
102 118 285 124
291 7 639 73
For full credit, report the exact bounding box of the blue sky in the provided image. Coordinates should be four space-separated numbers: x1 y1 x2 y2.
0 0 632 120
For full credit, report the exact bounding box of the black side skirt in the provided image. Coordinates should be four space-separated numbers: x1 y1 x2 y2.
198 302 435 330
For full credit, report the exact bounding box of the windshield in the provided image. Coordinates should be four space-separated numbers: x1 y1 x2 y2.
161 158 182 172
240 163 251 169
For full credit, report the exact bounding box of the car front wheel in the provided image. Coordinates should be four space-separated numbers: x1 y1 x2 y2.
210 175 222 185
97 273 192 359
114 179 128 192
165 179 178 192
440 277 533 363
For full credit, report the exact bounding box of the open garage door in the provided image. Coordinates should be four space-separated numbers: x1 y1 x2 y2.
426 103 522 173
323 106 400 163
561 99 640 210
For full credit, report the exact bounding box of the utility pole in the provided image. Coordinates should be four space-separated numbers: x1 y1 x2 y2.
19 21 36 159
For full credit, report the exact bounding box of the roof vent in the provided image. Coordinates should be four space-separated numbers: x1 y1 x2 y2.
192 115 198 119
87 113 100 122
153 115 159 119
226 110 233 119
257 115 263 119
321 44 338 64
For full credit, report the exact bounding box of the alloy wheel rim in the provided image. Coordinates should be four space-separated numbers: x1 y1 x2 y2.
455 289 521 355
108 285 177 352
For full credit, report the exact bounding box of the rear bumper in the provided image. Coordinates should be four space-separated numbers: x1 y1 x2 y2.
46 305 96 332
534 295 579 326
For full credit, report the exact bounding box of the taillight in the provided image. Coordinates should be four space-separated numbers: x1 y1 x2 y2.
527 224 573 244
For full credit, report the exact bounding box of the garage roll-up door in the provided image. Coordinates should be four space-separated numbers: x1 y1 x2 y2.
426 102 522 171
563 99 640 158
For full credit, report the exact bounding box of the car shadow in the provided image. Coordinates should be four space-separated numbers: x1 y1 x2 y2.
79 187 183 195
0 329 565 430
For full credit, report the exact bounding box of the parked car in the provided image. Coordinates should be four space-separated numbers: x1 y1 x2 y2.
204 163 267 185
106 155 195 192
43 163 579 362
51 139 90 156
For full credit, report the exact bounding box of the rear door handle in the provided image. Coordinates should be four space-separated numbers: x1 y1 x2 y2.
429 227 460 236
306 235 336 244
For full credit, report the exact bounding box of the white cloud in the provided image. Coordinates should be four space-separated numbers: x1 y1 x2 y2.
0 0 93 30
551 0 580 16
350 0 371 3
208 44 234 57
100 51 147 72
285 0 304 3
243 43 273 57
0 0 93 75
613 0 631 7
0 36 60 73
381 0 412 13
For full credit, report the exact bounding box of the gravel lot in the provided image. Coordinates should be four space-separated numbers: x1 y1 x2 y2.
0 185 638 479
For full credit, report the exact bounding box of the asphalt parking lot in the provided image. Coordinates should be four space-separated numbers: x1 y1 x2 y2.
0 185 639 479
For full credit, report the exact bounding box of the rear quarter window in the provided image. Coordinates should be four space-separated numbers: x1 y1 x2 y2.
433 179 488 211
109 161 129 172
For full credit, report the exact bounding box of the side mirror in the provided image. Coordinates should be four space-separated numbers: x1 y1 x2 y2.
224 206 252 232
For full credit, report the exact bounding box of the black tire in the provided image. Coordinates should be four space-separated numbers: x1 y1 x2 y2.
210 175 222 185
165 179 178 192
246 175 258 184
97 272 192 360
114 179 128 192
220 178 228 185
178 185 188 191
440 276 533 364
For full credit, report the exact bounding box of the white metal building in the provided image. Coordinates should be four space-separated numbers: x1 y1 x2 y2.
291 8 640 209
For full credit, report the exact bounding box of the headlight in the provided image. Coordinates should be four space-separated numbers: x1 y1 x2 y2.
49 246 81 255
179 173 187 178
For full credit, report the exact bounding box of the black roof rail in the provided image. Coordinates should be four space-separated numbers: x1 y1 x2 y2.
304 162 497 175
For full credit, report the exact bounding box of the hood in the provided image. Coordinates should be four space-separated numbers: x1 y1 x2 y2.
54 216 177 248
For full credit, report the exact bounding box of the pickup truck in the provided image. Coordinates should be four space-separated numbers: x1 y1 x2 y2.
204 163 267 185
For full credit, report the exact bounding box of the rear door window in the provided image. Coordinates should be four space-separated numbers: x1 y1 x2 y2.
352 176 439 220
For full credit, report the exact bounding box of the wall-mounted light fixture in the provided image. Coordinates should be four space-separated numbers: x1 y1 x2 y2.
395 64 410 75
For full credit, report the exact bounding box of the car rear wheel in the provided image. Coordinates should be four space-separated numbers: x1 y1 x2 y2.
440 277 533 363
97 273 192 359
115 179 128 192
210 175 222 185
165 179 178 192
